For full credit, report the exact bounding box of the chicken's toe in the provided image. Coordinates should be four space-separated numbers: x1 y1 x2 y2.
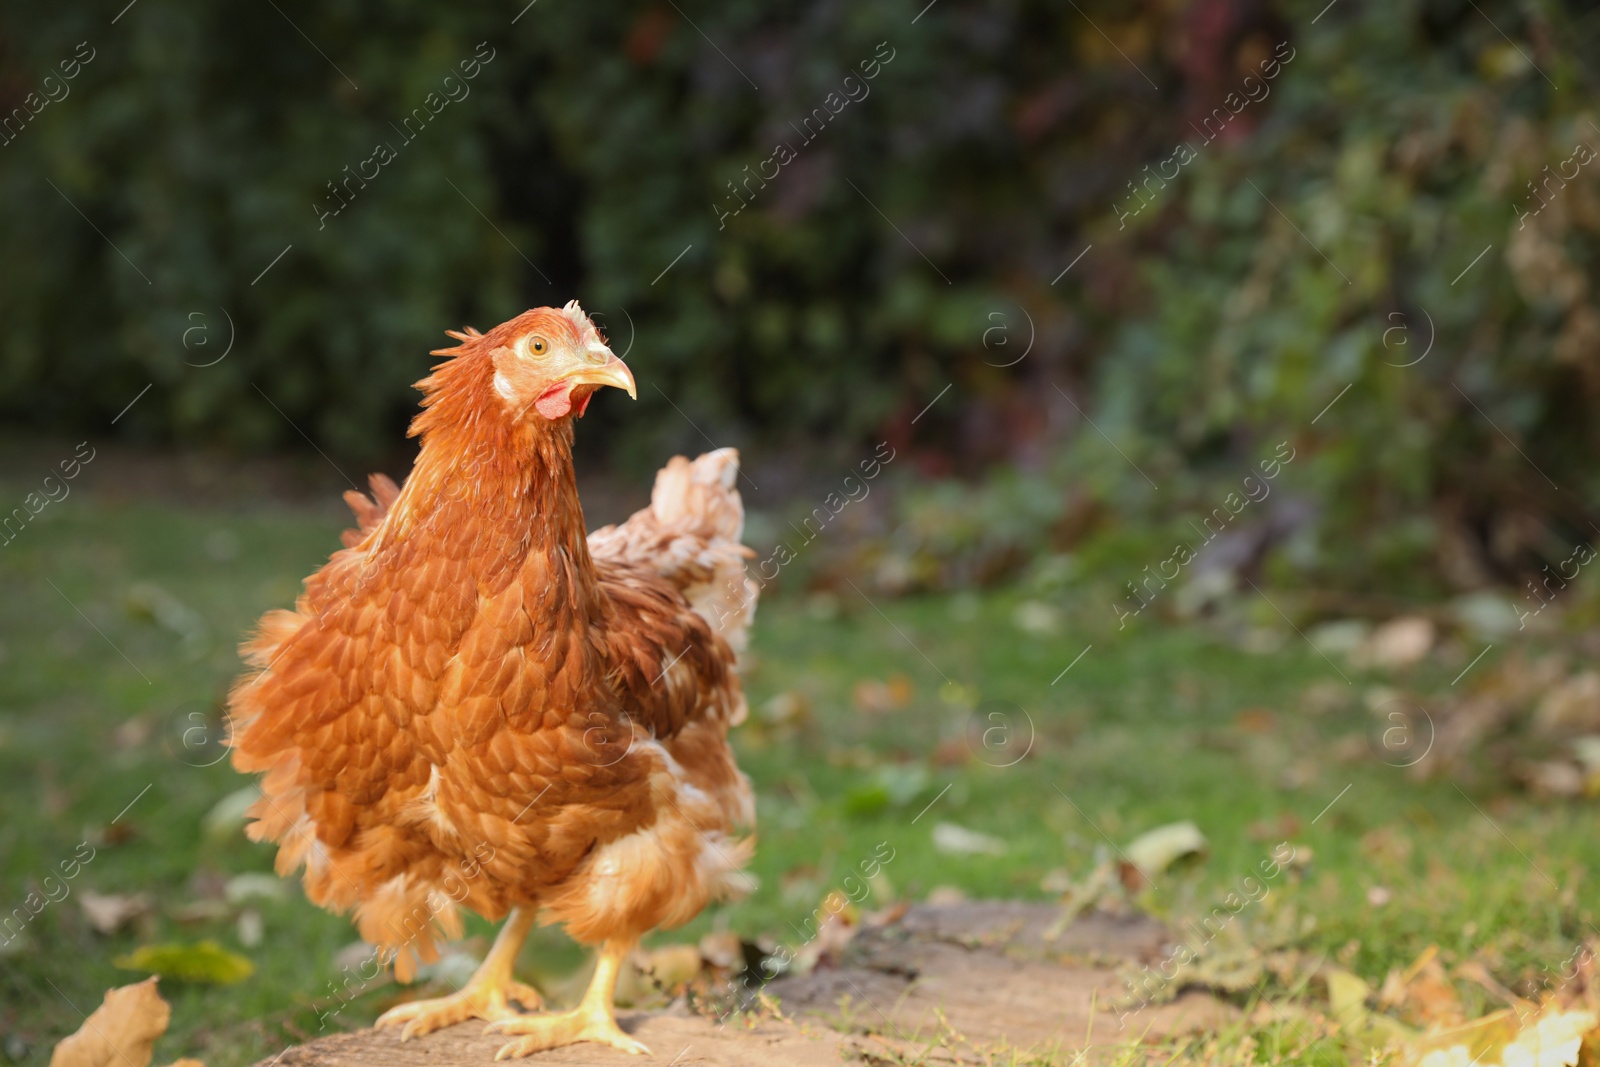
375 984 532 1041
487 1009 650 1058
505 981 545 1010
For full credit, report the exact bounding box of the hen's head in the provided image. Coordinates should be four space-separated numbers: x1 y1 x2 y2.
470 301 636 421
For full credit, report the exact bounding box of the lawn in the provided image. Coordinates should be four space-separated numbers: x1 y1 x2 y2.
1 476 1596 1066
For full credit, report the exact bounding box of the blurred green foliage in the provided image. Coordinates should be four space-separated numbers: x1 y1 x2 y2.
0 0 1151 467
2 0 1599 593
1090 0 1600 597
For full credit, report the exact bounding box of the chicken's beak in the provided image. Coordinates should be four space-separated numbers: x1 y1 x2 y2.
567 344 637 399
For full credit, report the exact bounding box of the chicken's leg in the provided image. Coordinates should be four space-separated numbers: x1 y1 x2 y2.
375 907 543 1040
486 937 649 1059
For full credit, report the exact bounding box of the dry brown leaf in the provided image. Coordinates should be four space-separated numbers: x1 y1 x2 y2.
759 690 809 727
1120 820 1207 890
79 890 154 936
1409 959 1465 1027
698 931 744 970
1234 708 1277 734
1523 761 1584 800
1353 616 1435 670
788 894 861 975
1377 945 1465 1028
1537 672 1600 737
851 675 914 713
49 977 169 1067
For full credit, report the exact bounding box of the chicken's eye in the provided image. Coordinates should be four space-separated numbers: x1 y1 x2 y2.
529 337 549 356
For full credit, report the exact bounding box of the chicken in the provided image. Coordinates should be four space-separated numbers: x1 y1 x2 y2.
227 302 757 1058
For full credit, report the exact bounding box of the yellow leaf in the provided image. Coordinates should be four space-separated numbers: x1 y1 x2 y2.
113 940 254 985
1498 1009 1593 1067
1327 967 1371 1028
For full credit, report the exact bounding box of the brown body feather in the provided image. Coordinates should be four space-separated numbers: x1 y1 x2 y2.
229 311 755 979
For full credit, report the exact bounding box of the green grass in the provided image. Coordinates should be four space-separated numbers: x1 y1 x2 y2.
1 482 1597 1066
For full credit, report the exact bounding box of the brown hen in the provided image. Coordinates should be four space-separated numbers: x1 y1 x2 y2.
228 302 756 1058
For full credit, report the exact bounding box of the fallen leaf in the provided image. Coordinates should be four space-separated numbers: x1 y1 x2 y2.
1121 820 1207 889
49 977 168 1067
201 786 260 840
1302 680 1352 715
113 940 254 985
1354 616 1435 669
1011 600 1061 635
113 716 153 752
1234 708 1277 734
1536 672 1600 737
167 901 232 926
1309 619 1372 655
698 931 745 970
788 894 861 975
932 822 1007 856
1360 826 1415 864
1382 946 1464 1027
884 674 914 707
760 690 809 727
852 675 914 712
1572 736 1600 796
1039 867 1074 894
236 909 263 949
79 891 154 936
1325 966 1371 1028
1522 761 1584 799
1499 1009 1592 1067
1248 813 1302 841
929 737 970 767
1414 1007 1595 1067
938 681 979 709
222 873 285 906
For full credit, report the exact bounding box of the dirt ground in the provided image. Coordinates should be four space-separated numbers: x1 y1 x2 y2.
260 902 1237 1066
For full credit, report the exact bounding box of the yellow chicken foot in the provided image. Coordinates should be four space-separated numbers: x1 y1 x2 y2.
375 908 542 1040
486 937 650 1058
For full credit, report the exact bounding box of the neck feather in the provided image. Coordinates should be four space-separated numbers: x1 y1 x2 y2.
385 347 596 600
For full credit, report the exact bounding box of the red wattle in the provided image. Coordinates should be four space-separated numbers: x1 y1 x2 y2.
534 383 572 419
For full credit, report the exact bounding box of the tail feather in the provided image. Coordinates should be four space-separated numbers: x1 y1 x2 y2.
589 448 759 652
